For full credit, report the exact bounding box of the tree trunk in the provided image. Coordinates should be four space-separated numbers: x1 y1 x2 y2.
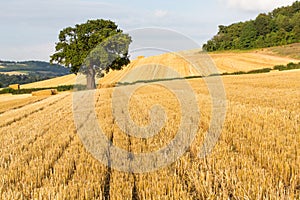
86 66 96 90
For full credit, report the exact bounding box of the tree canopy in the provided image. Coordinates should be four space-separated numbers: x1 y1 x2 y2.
50 19 131 89
203 1 300 51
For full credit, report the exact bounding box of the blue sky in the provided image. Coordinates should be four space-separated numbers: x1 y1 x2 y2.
0 0 296 61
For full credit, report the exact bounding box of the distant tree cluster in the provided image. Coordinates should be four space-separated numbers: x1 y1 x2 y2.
0 60 69 75
0 60 70 88
203 1 300 51
0 73 56 88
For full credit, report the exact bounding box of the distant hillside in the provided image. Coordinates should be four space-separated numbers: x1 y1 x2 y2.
203 1 300 51
0 60 70 88
3 45 299 90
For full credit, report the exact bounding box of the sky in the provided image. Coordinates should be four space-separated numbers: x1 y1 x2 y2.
0 0 296 61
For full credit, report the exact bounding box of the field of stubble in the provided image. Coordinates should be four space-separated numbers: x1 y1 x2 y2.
0 69 299 199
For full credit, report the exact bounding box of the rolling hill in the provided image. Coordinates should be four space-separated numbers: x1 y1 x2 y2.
20 74 76 89
12 46 299 89
99 48 299 85
0 60 70 88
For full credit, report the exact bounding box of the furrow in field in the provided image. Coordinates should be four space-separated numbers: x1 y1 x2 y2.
0 105 76 198
0 94 72 152
0 93 70 128
0 96 47 115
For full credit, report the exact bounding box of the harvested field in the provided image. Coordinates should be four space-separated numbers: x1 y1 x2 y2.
0 66 299 199
100 50 299 85
21 74 76 89
31 89 57 96
0 94 47 114
9 84 20 90
209 51 299 72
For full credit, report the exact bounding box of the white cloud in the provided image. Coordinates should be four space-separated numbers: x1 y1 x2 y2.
221 0 295 12
154 10 168 18
0 43 54 61
5 0 293 61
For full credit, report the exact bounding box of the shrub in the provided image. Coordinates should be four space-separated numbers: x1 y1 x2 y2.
274 62 300 71
247 68 271 74
274 65 286 71
0 84 85 95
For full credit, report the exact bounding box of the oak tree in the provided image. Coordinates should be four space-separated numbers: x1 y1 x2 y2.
50 19 131 89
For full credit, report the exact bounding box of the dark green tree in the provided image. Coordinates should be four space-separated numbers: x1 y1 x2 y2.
240 21 257 49
50 19 132 89
293 25 300 41
275 14 293 32
254 14 272 36
203 1 300 51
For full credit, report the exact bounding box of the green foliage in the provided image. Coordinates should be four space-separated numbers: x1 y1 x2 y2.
274 62 300 71
240 21 258 49
223 71 247 75
0 60 69 75
50 19 132 89
203 1 300 51
254 14 272 36
0 60 70 88
0 84 85 95
0 73 61 88
219 63 298 76
273 65 286 71
247 68 272 74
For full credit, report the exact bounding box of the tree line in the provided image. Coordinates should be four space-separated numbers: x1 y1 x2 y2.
0 60 69 74
0 61 70 88
0 73 61 88
203 1 300 51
